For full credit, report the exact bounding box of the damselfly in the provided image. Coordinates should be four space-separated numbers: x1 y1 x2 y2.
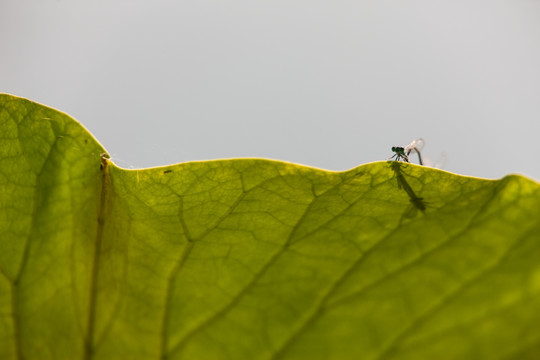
390 138 424 165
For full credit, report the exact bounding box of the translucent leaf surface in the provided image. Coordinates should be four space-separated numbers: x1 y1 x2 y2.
1 94 539 360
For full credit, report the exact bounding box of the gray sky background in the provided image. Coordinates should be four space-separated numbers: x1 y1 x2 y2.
2 1 540 181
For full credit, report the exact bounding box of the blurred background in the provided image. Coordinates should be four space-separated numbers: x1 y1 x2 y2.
2 1 539 180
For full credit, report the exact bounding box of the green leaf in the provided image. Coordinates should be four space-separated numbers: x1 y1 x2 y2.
1 93 539 360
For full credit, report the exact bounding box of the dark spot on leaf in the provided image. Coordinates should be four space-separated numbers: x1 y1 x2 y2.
163 170 172 174
100 153 109 170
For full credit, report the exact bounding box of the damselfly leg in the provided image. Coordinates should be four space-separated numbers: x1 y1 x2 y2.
390 146 409 162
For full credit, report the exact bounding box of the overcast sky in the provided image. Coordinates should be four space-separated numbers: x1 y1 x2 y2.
2 1 540 181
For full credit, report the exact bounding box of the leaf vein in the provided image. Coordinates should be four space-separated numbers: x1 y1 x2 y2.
165 178 330 358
